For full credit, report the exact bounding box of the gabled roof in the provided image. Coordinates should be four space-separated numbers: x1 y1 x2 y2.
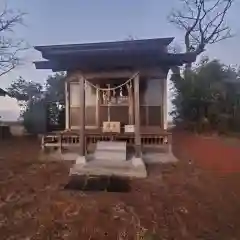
35 38 174 58
34 38 196 72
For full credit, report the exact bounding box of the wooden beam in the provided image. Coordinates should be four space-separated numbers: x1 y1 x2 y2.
84 70 133 80
79 75 85 156
134 73 141 157
65 80 70 130
66 68 168 82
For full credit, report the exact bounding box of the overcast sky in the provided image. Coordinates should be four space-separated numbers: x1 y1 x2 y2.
0 0 240 120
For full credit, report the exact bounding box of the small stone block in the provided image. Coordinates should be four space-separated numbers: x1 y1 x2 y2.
76 155 87 165
131 157 145 167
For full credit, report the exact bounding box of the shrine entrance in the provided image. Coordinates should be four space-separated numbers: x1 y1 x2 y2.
86 72 137 133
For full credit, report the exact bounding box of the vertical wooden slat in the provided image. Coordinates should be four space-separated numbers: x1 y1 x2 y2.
127 83 134 124
134 73 141 157
65 80 70 130
41 135 45 152
59 134 62 153
96 84 100 128
79 75 85 156
146 106 149 126
161 78 167 130
168 134 172 153
160 80 164 130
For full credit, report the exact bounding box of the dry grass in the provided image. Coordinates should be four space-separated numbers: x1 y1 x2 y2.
0 136 240 239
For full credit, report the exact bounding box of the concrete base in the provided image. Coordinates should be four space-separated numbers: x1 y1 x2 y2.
68 140 148 178
76 155 87 165
70 160 147 178
39 144 177 179
131 156 145 167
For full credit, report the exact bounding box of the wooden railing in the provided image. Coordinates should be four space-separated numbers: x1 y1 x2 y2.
41 133 80 152
41 132 172 153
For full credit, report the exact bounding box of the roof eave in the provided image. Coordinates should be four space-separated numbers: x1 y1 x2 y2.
0 88 8 96
34 61 56 70
34 37 174 55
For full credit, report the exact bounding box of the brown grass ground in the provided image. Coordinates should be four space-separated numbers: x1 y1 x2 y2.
0 132 240 239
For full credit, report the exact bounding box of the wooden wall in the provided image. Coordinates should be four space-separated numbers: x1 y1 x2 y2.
70 107 96 127
68 76 165 129
99 106 129 125
69 81 97 128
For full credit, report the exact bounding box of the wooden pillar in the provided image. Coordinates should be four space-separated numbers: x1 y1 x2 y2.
96 84 100 128
161 79 167 130
79 75 85 156
162 78 167 130
127 83 134 124
134 74 141 157
65 80 70 130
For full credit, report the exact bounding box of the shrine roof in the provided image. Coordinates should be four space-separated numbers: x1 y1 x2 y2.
0 88 7 96
34 38 196 72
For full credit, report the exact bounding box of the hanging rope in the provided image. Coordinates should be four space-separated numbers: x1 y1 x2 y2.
84 72 139 91
83 71 138 124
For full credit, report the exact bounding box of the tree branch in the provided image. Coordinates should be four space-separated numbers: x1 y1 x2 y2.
0 64 14 77
0 6 27 77
205 0 233 43
168 0 235 68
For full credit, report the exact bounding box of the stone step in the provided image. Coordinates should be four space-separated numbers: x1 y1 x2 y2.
94 141 127 162
87 159 131 168
70 163 147 178
96 141 126 151
94 149 126 162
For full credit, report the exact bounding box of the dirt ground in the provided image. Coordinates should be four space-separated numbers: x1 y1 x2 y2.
0 132 240 240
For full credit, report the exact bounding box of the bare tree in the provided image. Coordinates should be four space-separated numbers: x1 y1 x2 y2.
169 0 234 69
0 5 26 77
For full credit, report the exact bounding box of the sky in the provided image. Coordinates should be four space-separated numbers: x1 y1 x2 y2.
0 0 240 120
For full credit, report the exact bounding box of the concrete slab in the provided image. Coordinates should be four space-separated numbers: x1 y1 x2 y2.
70 157 147 178
70 164 147 178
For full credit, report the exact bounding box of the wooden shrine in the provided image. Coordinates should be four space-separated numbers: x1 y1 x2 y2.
34 38 195 158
